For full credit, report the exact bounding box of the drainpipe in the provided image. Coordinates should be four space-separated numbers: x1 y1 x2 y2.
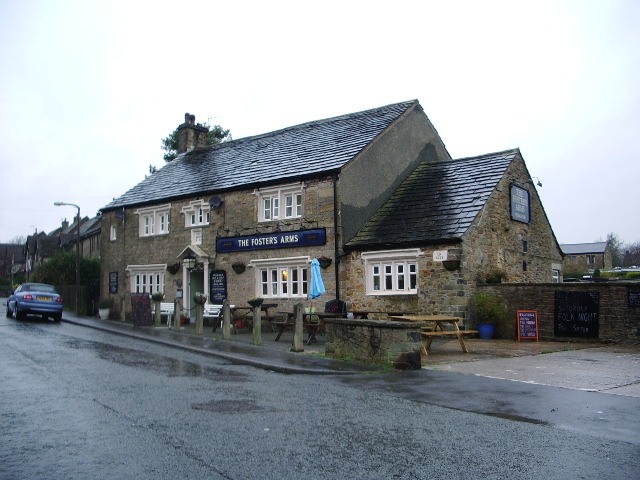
333 173 341 300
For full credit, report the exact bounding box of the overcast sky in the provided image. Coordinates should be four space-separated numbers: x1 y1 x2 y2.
1 0 638 246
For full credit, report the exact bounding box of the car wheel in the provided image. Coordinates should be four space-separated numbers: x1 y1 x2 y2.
53 313 61 322
6 304 12 318
15 307 24 320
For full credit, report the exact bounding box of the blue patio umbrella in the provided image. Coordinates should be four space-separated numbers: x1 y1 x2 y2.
309 258 326 300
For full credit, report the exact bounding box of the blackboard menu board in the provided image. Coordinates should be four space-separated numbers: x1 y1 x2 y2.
628 289 640 308
209 270 228 304
517 310 538 341
554 291 599 338
109 272 118 294
131 293 153 327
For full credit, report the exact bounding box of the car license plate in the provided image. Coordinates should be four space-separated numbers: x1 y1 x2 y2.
36 296 52 301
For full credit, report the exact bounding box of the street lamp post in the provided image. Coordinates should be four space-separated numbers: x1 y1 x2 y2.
54 202 81 314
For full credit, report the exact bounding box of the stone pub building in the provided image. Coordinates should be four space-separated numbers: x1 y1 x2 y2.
100 100 562 327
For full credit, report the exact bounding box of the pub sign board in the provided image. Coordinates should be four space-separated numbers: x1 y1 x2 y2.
554 290 600 338
130 293 153 327
209 270 228 304
109 271 118 294
517 310 539 342
217 228 326 253
510 184 531 224
628 289 640 308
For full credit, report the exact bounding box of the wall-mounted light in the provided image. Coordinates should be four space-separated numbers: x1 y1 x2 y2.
183 252 196 270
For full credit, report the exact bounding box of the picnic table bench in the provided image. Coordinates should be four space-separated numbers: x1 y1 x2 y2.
389 315 478 356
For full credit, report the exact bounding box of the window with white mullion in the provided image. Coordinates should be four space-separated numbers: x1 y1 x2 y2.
257 184 304 222
253 258 310 299
363 249 421 296
136 204 171 237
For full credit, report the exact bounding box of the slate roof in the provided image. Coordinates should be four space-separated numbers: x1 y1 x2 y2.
103 100 420 211
346 149 519 249
0 244 26 263
560 242 608 255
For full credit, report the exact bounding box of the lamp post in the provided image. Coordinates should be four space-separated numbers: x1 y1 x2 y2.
54 201 81 314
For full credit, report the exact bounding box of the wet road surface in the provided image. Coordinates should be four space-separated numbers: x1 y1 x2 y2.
1 312 638 479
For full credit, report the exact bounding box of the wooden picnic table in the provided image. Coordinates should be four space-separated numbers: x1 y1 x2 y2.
388 315 478 356
212 303 278 333
350 310 415 319
275 311 345 344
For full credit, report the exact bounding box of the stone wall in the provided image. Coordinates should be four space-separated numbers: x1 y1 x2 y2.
478 282 640 344
100 176 339 318
324 318 424 369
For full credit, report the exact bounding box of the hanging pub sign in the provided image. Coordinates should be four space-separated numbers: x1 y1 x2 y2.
209 270 228 304
216 228 326 253
510 184 531 224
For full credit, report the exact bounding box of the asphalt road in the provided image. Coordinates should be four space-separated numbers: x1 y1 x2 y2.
1 311 638 479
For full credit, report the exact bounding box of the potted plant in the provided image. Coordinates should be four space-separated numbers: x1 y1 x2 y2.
248 297 264 308
318 256 332 269
193 292 207 305
232 261 246 274
97 298 114 320
470 291 508 339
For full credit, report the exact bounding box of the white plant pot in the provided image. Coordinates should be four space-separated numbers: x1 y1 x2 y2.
98 308 110 320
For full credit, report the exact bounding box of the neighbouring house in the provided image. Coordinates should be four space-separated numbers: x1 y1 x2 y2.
24 216 102 280
99 100 562 325
560 241 612 274
0 243 26 288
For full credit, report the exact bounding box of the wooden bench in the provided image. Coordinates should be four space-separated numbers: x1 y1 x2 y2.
420 328 478 355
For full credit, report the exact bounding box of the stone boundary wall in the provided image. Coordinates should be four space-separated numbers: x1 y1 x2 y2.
479 282 640 344
324 318 426 369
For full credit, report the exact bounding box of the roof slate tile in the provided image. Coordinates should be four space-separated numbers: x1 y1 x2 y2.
346 149 519 248
103 100 419 210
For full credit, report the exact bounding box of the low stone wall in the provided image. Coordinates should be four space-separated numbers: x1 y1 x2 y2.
324 318 426 370
479 282 640 344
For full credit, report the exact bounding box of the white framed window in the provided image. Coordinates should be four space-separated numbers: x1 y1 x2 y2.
127 264 167 294
586 255 596 264
110 225 117 241
134 204 170 237
181 199 210 228
250 256 310 298
255 183 304 222
362 249 422 295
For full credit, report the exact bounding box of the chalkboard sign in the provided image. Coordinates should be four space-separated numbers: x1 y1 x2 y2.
209 270 228 304
554 291 599 338
109 272 118 294
517 310 538 342
628 289 640 308
131 293 153 327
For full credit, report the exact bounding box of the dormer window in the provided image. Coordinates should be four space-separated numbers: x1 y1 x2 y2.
256 183 304 222
181 200 211 228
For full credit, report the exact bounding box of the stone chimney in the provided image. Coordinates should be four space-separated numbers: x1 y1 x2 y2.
177 113 209 154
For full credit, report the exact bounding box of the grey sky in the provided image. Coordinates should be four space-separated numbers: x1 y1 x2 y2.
1 0 638 245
